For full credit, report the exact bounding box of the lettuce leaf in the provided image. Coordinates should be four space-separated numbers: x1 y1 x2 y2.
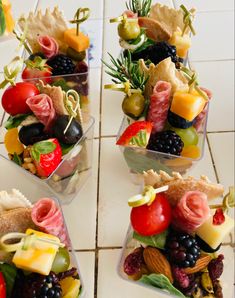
133 229 168 249
139 273 187 298
0 0 6 36
0 263 17 298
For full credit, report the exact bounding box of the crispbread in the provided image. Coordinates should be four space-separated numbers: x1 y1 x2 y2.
17 6 68 53
138 17 170 42
143 170 224 206
0 207 36 238
150 3 196 36
0 189 32 212
38 80 68 115
139 57 187 99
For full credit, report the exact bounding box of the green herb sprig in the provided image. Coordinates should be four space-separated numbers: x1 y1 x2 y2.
102 51 148 92
126 0 152 17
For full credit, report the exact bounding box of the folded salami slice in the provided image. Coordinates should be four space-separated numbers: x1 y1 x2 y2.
172 191 210 233
38 35 59 59
123 10 138 18
147 81 171 133
194 87 212 131
31 198 69 245
26 94 56 131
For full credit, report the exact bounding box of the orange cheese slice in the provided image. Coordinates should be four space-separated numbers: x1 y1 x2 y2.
64 28 90 52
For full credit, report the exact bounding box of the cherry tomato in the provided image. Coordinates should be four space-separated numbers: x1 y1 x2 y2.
130 193 172 236
1 82 39 116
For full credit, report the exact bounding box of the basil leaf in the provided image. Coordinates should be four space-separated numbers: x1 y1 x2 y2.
0 263 17 298
60 142 75 155
139 274 187 298
52 79 70 92
4 114 31 130
31 148 40 161
34 141 56 155
12 153 22 166
133 230 168 249
0 0 6 36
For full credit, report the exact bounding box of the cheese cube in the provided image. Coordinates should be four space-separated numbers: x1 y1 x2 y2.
171 90 206 121
64 28 90 52
169 31 191 58
196 212 234 249
13 229 60 275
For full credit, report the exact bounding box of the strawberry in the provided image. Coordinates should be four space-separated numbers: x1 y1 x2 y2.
31 138 62 177
22 56 52 84
213 208 225 225
116 121 153 147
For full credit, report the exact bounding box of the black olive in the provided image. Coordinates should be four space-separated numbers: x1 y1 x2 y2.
53 115 83 145
19 123 47 145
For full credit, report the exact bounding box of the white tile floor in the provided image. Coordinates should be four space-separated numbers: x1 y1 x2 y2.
0 1 234 297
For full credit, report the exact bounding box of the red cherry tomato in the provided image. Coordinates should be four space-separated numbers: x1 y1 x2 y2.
1 82 39 116
130 193 172 236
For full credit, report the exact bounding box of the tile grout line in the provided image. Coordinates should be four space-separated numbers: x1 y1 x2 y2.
93 0 106 296
206 134 220 183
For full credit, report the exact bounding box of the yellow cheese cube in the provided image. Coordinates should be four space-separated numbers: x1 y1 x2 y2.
64 28 90 52
169 31 191 58
13 229 60 275
196 212 234 249
170 90 206 121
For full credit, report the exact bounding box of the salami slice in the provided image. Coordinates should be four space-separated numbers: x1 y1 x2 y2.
26 94 56 131
38 35 59 59
147 81 171 133
31 198 69 245
194 87 212 131
172 191 210 233
123 10 138 18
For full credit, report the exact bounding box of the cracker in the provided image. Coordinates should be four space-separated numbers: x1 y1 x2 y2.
0 189 32 212
139 57 187 99
150 3 196 36
17 6 68 53
143 170 224 206
38 80 68 115
138 17 170 42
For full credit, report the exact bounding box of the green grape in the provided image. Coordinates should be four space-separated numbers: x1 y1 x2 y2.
51 247 70 274
122 93 145 118
170 126 199 147
118 20 140 40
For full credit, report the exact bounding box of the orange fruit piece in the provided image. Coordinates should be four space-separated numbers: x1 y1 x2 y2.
4 128 24 155
181 145 201 159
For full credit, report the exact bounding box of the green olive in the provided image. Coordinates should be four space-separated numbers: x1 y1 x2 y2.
122 93 145 118
66 47 86 61
118 20 140 40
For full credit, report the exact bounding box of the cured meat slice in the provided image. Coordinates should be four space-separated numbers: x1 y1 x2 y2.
172 191 210 233
38 35 59 58
147 80 171 133
26 94 56 131
138 17 170 41
123 10 138 18
31 198 69 246
194 87 212 131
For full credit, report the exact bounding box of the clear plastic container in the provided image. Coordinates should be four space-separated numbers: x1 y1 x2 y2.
0 66 95 203
0 154 85 296
118 225 235 298
116 108 208 181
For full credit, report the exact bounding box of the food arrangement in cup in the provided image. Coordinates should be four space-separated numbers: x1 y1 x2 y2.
0 0 14 38
103 0 211 174
119 170 234 297
0 189 82 297
0 6 94 193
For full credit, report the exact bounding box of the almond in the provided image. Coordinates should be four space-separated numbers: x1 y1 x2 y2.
184 255 212 274
143 246 173 283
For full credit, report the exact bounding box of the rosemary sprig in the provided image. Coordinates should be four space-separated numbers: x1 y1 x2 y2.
102 51 148 92
126 0 152 17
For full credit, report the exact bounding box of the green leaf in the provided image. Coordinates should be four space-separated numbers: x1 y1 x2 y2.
12 153 22 166
52 79 70 92
34 141 56 155
31 148 40 161
133 38 155 54
133 230 168 249
60 142 75 155
0 263 18 298
4 114 30 130
0 0 6 36
139 274 187 298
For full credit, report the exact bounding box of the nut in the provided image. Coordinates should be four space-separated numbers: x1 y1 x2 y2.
24 157 33 163
23 147 31 159
184 255 212 274
22 162 37 174
143 246 173 283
